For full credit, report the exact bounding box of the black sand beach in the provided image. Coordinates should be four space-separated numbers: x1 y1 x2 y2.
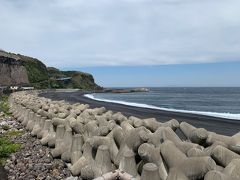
40 91 240 136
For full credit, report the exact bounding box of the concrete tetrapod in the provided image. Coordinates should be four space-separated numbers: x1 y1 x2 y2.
107 120 118 132
36 117 47 138
119 150 140 179
223 159 240 179
71 134 83 164
61 132 74 162
93 170 139 180
161 140 216 180
143 118 179 132
180 122 208 145
81 145 116 179
114 127 150 166
87 135 119 163
26 112 37 131
69 141 94 176
22 109 31 126
141 163 161 180
37 118 50 139
51 128 73 159
15 105 24 120
31 115 43 136
204 170 235 180
205 159 240 180
37 109 50 119
120 121 134 132
112 112 128 125
207 132 240 154
211 145 240 167
187 147 206 157
95 116 109 127
84 121 99 139
95 126 109 137
148 127 201 153
93 170 119 180
40 120 56 146
17 106 26 122
138 143 167 180
69 117 85 134
48 124 65 147
107 125 124 155
50 125 66 156
85 107 106 116
128 116 143 128
24 111 34 128
52 117 72 131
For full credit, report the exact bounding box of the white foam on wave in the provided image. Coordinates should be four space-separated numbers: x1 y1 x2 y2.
84 94 240 120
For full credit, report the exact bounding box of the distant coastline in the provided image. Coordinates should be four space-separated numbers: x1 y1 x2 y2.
97 87 149 93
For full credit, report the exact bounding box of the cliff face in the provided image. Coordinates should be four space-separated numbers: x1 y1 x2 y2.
0 56 29 86
0 50 101 90
0 50 49 88
18 55 49 89
48 67 102 90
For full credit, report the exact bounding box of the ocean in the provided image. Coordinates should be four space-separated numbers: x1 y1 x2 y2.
85 87 240 120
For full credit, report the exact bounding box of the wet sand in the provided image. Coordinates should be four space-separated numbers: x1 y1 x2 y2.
40 91 240 136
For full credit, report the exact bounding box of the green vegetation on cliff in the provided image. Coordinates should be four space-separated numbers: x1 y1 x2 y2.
0 50 101 90
64 71 98 90
47 67 101 90
19 55 49 84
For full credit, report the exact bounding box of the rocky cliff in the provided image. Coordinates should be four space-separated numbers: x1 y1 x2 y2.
0 50 101 90
47 67 101 90
0 52 29 86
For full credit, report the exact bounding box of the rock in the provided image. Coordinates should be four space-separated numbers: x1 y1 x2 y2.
37 173 45 180
52 168 60 177
45 176 52 180
11 155 16 162
66 176 79 180
28 163 33 170
44 163 52 170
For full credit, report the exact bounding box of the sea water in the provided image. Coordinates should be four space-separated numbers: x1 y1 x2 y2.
85 87 240 120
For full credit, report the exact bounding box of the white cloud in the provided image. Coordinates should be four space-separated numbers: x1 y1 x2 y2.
0 0 240 67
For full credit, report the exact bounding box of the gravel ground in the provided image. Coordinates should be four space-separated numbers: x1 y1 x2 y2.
2 114 77 180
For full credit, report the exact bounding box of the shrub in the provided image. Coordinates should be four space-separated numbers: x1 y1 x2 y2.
1 125 10 131
0 95 10 115
0 137 21 164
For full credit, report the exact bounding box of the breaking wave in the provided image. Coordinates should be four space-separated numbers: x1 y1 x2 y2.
84 94 240 120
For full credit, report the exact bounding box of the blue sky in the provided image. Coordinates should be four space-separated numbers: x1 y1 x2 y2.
1 0 240 87
70 61 240 87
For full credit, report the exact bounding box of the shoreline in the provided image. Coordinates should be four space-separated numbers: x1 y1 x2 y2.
84 93 240 121
40 90 240 136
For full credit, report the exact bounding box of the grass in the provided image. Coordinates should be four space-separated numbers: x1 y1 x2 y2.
0 95 11 116
0 96 22 165
0 136 21 165
0 129 22 165
5 130 24 138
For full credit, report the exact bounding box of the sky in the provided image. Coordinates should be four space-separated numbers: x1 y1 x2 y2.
1 0 240 87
